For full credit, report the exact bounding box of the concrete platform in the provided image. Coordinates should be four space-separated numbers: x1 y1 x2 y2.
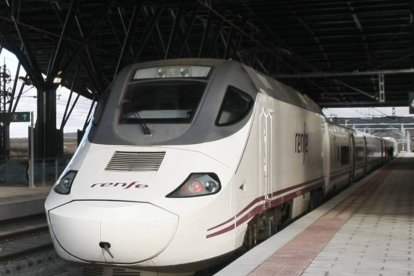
216 153 414 276
0 186 51 221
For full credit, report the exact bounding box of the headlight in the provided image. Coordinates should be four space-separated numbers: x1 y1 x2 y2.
166 173 221 198
54 171 77 195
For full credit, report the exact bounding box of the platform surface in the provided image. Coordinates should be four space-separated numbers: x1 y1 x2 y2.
0 186 51 220
0 186 50 201
216 153 414 276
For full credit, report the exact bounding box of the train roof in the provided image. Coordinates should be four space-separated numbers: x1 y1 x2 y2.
242 65 323 115
126 58 225 70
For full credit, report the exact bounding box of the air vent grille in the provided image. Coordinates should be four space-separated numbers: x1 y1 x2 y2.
105 151 165 171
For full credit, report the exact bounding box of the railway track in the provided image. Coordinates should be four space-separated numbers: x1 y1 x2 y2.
0 214 53 262
0 215 220 275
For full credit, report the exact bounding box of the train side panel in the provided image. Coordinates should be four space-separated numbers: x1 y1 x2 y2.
353 133 367 180
271 95 324 218
231 90 325 248
325 124 352 194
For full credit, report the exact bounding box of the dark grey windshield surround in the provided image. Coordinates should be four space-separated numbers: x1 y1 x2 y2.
88 58 323 146
88 59 258 146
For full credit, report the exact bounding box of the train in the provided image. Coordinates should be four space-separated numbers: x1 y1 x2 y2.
44 59 394 273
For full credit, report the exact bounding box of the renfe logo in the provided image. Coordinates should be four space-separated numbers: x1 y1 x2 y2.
295 122 308 164
90 181 148 189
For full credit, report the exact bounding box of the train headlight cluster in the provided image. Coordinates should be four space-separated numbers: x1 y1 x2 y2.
133 66 211 80
54 171 77 195
167 173 221 197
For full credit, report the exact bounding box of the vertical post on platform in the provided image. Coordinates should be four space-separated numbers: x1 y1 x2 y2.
29 111 35 188
407 130 411 152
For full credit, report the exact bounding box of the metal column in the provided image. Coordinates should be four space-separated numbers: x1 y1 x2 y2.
34 84 63 158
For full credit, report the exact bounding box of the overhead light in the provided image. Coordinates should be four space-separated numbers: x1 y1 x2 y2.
53 76 62 84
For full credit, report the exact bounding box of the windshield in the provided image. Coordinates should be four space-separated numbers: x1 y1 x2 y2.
120 81 207 123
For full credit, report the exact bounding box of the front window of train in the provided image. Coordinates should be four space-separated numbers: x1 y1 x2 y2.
120 66 211 124
120 81 206 124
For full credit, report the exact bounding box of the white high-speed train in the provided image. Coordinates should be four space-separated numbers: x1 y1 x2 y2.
45 59 393 272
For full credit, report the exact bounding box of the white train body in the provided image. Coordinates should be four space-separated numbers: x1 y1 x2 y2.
45 59 392 272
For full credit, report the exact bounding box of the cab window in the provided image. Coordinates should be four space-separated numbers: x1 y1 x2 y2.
120 81 206 123
216 86 253 126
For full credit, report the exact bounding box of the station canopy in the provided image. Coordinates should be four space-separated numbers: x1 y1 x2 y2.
0 0 413 108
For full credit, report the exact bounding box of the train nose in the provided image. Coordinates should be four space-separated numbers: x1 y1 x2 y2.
48 201 178 263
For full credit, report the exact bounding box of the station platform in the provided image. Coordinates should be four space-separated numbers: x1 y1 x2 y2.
0 185 51 221
216 153 414 276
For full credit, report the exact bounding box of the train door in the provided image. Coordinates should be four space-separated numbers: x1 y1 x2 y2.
259 95 273 208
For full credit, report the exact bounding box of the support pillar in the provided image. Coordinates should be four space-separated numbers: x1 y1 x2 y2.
34 84 63 158
0 123 10 160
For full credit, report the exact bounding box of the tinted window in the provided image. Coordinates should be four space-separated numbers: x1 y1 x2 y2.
216 86 253 126
120 81 206 123
356 146 365 161
341 146 350 165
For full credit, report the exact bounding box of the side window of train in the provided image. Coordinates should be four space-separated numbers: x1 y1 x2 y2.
216 86 253 126
340 146 350 165
356 146 365 161
337 146 340 161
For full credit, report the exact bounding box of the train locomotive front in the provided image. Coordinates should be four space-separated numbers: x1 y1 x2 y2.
45 59 258 271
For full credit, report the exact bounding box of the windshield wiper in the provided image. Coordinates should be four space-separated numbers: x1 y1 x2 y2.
133 112 152 135
141 123 151 135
